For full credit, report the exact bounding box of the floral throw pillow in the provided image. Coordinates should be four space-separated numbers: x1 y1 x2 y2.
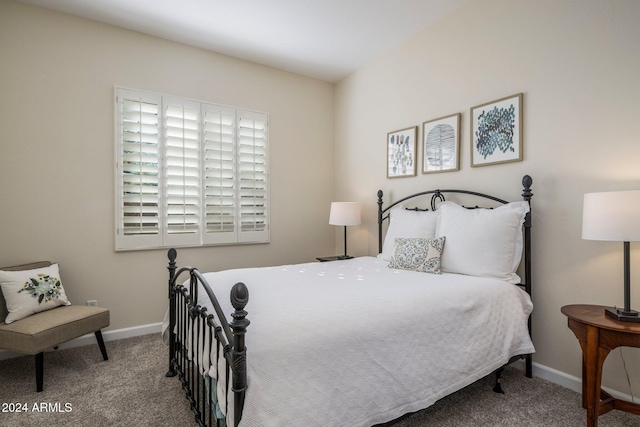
388 237 446 274
0 263 71 324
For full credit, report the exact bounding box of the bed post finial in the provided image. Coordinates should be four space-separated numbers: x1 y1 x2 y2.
522 175 533 202
230 282 250 426
231 282 249 311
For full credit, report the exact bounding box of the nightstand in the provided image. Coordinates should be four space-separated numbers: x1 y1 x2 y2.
316 256 353 262
561 304 640 427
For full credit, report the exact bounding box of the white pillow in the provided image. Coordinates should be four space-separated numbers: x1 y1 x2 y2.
435 201 529 283
0 263 71 324
380 205 439 261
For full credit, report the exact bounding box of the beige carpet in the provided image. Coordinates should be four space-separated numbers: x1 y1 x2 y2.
0 334 638 426
390 367 640 427
0 334 194 427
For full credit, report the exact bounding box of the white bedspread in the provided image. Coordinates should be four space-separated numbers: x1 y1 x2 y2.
170 256 534 427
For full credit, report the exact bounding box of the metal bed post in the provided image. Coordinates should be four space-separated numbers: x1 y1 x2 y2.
166 248 177 378
230 282 250 427
377 190 384 253
521 175 533 378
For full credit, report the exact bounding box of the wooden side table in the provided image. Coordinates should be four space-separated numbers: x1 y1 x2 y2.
561 304 640 426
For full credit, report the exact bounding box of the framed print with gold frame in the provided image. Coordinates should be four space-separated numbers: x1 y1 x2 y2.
387 126 417 178
422 113 460 174
470 93 523 167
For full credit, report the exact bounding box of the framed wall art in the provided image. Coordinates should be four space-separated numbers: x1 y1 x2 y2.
422 113 460 174
470 93 523 167
387 126 417 178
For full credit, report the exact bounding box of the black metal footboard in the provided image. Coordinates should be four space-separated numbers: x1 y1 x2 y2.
165 248 249 427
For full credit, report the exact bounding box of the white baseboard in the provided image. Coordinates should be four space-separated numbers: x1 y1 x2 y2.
0 322 163 361
512 358 634 402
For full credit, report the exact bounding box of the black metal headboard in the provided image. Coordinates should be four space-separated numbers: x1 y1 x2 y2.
377 175 533 285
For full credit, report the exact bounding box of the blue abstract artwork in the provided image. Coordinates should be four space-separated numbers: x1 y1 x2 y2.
471 93 522 167
475 104 515 159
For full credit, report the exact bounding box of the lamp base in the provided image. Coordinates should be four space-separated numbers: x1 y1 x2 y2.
605 307 640 322
337 255 353 260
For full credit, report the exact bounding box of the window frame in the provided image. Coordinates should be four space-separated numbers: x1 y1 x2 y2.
114 87 270 251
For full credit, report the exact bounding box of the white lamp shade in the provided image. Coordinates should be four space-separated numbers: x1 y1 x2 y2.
329 202 361 226
582 190 640 241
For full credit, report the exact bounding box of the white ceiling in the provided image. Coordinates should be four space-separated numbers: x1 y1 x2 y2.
16 0 468 82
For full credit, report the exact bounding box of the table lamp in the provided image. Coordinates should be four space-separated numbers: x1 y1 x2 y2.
329 202 361 260
582 190 640 322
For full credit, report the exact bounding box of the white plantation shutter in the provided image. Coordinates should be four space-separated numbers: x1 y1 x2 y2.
203 104 237 244
164 98 201 246
115 88 269 250
237 110 269 242
116 90 163 250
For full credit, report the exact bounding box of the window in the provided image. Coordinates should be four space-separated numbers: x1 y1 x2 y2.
115 88 269 251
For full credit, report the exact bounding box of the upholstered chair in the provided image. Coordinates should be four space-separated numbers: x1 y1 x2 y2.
0 261 110 392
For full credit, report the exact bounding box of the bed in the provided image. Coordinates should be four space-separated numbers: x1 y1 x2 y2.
163 175 535 427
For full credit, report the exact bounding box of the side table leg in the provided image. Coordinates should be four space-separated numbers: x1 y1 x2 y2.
581 325 611 427
582 355 587 409
583 325 599 427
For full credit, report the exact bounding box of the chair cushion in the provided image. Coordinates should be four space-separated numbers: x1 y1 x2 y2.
0 305 109 355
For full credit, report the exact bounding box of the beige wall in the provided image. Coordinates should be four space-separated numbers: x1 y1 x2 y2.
3 0 640 398
0 1 335 331
335 0 640 394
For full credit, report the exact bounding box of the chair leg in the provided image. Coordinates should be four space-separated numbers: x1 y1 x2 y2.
95 330 108 361
35 352 44 392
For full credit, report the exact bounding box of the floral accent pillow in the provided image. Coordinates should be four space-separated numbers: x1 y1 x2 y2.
0 264 71 324
388 237 446 274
